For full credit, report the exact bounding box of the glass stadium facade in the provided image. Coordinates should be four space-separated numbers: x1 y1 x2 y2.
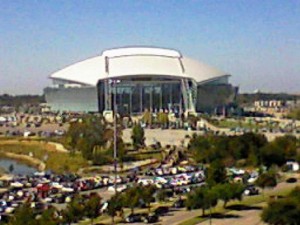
44 47 238 115
98 77 182 115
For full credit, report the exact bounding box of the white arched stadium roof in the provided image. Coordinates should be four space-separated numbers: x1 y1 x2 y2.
50 47 230 86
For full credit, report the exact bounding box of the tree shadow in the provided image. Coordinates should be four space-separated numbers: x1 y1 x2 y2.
202 213 240 219
226 204 263 211
169 208 180 213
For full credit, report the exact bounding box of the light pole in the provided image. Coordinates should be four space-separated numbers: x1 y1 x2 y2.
113 79 118 193
209 201 212 225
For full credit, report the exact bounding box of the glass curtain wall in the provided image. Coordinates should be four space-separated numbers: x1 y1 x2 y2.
101 79 182 115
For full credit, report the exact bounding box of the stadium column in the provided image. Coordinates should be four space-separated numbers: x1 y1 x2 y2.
140 84 143 114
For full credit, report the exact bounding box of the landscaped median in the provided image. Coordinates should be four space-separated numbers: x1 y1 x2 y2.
0 140 88 173
178 182 299 225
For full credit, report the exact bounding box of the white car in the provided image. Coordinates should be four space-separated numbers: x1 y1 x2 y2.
137 178 153 186
61 187 74 193
4 207 14 214
107 185 127 192
247 176 258 183
154 177 168 184
10 182 24 188
170 167 178 175
155 169 163 176
51 182 63 189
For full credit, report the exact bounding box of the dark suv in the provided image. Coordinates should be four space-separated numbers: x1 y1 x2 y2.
244 185 259 196
125 213 147 223
142 213 159 223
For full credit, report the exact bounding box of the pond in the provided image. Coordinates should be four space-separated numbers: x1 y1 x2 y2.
0 158 37 176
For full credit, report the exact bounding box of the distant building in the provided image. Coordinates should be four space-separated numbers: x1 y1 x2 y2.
44 47 237 115
254 100 285 108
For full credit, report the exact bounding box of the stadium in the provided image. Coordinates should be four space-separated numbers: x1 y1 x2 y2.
44 47 238 116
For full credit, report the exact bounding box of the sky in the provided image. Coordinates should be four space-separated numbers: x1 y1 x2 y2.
0 0 299 95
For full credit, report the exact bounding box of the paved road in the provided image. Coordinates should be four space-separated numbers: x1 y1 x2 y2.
123 128 299 147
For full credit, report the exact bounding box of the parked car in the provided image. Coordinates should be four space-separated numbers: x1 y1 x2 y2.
125 213 147 223
244 185 259 196
142 213 159 223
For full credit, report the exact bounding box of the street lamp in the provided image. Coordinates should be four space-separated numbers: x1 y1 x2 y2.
111 79 120 193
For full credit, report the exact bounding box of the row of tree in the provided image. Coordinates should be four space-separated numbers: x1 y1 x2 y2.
189 133 299 168
0 94 44 107
107 184 157 223
186 166 278 219
7 193 102 225
186 182 245 216
10 184 158 225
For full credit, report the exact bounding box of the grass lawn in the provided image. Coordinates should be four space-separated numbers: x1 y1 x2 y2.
210 119 257 130
0 140 88 174
129 151 162 161
210 118 278 131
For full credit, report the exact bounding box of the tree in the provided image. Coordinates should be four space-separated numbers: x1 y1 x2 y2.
142 185 156 212
8 203 38 225
157 112 169 128
131 123 145 150
92 146 113 166
261 199 300 225
108 135 126 163
156 189 169 202
121 185 142 214
255 171 277 195
85 194 102 225
142 110 152 126
107 194 123 224
78 138 94 160
288 186 300 201
215 183 244 208
188 134 211 163
65 115 113 160
38 207 60 225
260 135 297 168
188 132 268 166
63 195 85 224
261 186 300 224
65 120 85 152
186 187 218 216
206 160 227 186
274 135 297 159
260 143 285 168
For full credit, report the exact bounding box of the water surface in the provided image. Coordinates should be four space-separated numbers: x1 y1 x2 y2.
0 158 37 176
